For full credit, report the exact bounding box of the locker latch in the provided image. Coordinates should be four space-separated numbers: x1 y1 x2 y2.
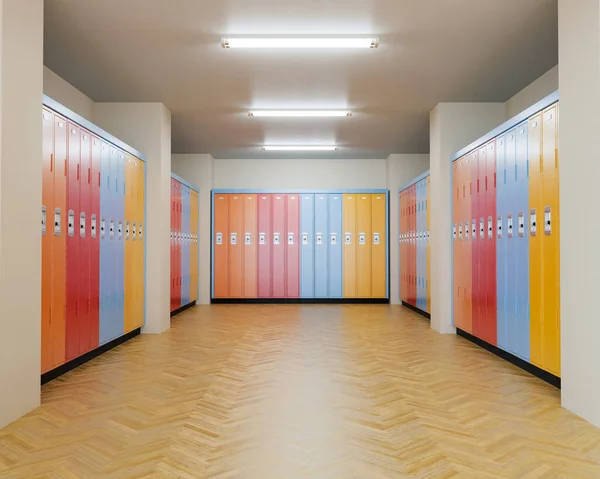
288 232 294 245
245 232 252 245
230 232 237 245
345 233 351 245
80 212 86 238
487 216 493 239
259 233 265 245
100 217 106 239
42 206 47 236
359 232 366 245
216 232 223 245
373 232 380 245
453 224 457 240
465 221 469 241
68 210 75 237
91 214 97 239
544 206 551 236
530 209 537 237
479 218 484 240
427 230 430 242
398 234 402 244
273 232 280 245
125 221 130 240
458 223 463 241
302 233 308 245
118 221 123 241
507 213 513 239
316 233 323 245
132 222 137 241
518 212 525 238
330 233 337 245
109 219 115 240
139 223 143 240
497 215 502 239
54 208 61 236
471 219 476 240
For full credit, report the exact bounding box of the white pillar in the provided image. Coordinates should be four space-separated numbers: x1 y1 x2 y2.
558 0 600 427
0 0 44 428
171 154 214 304
94 103 172 334
386 154 430 304
429 103 505 334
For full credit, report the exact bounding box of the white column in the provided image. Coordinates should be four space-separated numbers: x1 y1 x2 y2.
558 0 600 428
386 154 430 304
171 154 214 304
429 103 505 334
94 103 172 334
0 0 44 428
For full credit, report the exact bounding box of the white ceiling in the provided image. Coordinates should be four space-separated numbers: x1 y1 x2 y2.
43 0 558 159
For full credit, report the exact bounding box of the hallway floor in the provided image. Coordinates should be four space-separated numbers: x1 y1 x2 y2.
1 305 600 478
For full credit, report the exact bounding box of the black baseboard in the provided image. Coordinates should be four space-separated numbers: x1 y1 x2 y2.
170 301 197 317
401 301 431 319
456 328 561 389
211 298 390 304
41 327 141 385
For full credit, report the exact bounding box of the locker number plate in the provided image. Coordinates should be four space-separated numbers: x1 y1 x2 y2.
68 210 75 237
259 233 266 245
316 233 323 245
42 206 47 235
216 232 223 245
230 232 237 245
245 233 251 245
54 208 61 236
373 232 380 245
345 233 351 245
273 233 280 245
91 214 97 239
331 233 337 245
302 233 308 245
288 232 294 245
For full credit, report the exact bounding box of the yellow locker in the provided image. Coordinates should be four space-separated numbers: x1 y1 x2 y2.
371 194 386 298
356 194 373 297
541 104 560 376
136 158 145 328
124 155 135 332
528 113 543 368
343 195 357 297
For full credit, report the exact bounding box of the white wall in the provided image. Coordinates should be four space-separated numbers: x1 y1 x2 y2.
213 158 387 190
171 154 213 304
386 154 430 304
43 66 94 122
505 65 558 119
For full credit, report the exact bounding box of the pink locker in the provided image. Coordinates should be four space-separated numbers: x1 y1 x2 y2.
286 194 300 298
257 194 272 297
272 194 286 298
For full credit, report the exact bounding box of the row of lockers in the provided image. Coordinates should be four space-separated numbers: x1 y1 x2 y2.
399 174 431 314
170 176 199 312
42 100 145 374
452 96 560 376
212 191 389 299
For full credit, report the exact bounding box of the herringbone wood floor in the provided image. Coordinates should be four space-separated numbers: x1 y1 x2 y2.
1 305 600 478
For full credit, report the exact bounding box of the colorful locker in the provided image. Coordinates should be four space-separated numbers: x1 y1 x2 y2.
416 183 423 310
243 194 258 298
228 194 244 298
136 159 145 326
356 194 372 298
426 177 431 312
99 142 111 345
314 194 329 298
175 181 182 308
78 129 92 356
472 148 484 338
115 149 125 340
257 194 272 298
410 185 417 306
90 137 101 348
272 195 286 298
496 135 508 350
213 194 229 298
342 194 357 297
452 161 461 328
124 156 135 331
372 193 387 298
328 194 343 298
286 195 300 298
181 186 189 306
300 194 315 298
170 179 176 310
461 158 471 331
484 140 497 345
190 190 199 302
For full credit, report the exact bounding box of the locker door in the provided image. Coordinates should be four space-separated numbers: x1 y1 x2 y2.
134 159 144 327
124 156 134 331
410 185 417 306
399 191 404 303
471 150 480 337
426 178 431 312
115 150 126 339
176 182 182 307
462 158 472 331
416 183 423 309
190 190 198 302
257 194 272 298
314 194 329 298
485 140 497 345
66 122 81 361
243 194 258 298
286 194 300 298
90 136 101 348
356 194 372 297
505 129 519 356
342 194 357 297
528 114 543 368
78 130 92 355
41 109 54 373
228 194 244 298
452 161 460 328
272 194 286 298
372 193 387 298
496 136 508 351
328 194 343 298
213 194 229 298
300 194 315 298
541 105 560 376
99 142 111 345
185 187 191 304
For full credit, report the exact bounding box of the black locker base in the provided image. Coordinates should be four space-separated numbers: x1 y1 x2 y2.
456 328 561 389
211 298 390 305
41 327 141 385
401 301 431 319
171 301 197 317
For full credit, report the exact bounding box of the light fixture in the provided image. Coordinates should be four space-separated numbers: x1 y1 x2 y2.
249 110 351 117
262 146 339 151
222 37 379 49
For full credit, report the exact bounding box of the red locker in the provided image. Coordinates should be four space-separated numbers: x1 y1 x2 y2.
228 195 244 298
90 135 101 349
286 194 300 298
66 122 81 361
484 140 497 345
474 147 487 339
175 181 182 309
257 194 272 297
78 129 92 355
272 195 286 298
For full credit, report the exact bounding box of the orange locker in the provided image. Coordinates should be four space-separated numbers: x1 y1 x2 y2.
243 194 258 298
228 194 244 298
371 193 386 298
463 153 473 333
213 194 229 298
342 194 357 297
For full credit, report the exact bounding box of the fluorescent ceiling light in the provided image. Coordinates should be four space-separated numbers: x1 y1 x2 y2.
249 110 351 117
262 146 339 151
222 37 379 49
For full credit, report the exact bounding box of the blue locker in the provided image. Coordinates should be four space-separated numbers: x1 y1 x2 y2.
300 194 315 298
99 142 111 345
314 194 329 298
115 149 125 340
328 194 343 298
515 122 530 360
496 134 508 350
504 130 517 355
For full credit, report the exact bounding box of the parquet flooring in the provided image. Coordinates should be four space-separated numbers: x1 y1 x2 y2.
1 305 600 478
